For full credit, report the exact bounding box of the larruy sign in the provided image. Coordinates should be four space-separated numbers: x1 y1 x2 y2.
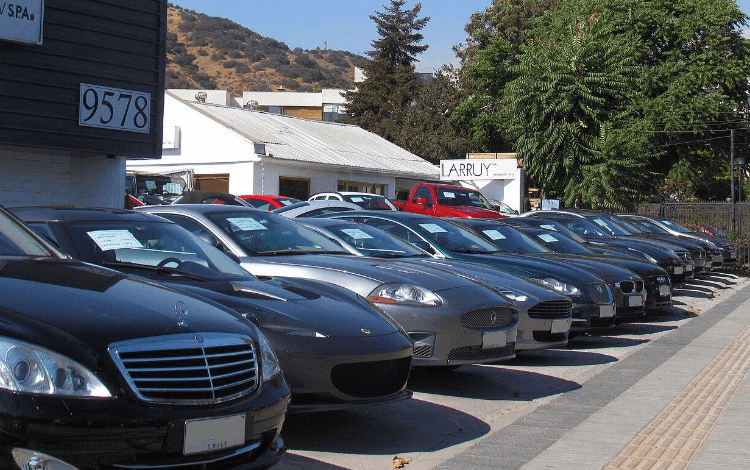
0 1 44 45
440 159 520 181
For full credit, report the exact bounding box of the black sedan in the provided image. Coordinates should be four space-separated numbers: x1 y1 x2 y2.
12 206 414 413
0 205 290 470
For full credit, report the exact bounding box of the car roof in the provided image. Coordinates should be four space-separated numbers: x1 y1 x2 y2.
138 204 262 215
12 206 164 223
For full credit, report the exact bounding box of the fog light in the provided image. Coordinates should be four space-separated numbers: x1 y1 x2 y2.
11 449 80 470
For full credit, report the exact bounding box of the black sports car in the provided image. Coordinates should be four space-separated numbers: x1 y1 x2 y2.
0 205 290 470
12 206 413 413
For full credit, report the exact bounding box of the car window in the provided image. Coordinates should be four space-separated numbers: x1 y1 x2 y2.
0 211 53 257
360 218 437 254
156 213 211 238
413 186 432 204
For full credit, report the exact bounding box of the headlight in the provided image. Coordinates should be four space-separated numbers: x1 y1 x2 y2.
0 337 111 398
367 283 442 307
12 449 79 470
538 278 581 297
256 331 282 382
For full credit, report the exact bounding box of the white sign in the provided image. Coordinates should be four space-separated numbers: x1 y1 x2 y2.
228 217 268 231
440 159 519 181
0 0 44 45
419 223 448 234
482 229 506 241
538 233 559 243
341 228 373 240
79 83 151 133
87 230 143 251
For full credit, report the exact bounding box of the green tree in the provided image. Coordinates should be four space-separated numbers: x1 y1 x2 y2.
344 1 429 143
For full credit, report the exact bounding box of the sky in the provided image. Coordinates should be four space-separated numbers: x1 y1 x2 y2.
171 1 492 72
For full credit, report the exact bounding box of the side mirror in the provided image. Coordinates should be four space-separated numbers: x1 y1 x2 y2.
415 197 430 206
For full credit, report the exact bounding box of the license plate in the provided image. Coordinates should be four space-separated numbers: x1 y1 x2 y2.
627 295 643 307
599 304 615 318
685 264 693 272
184 414 246 455
674 266 684 275
551 318 571 334
482 330 507 349
659 285 671 297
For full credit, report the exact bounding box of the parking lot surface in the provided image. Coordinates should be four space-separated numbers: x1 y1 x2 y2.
276 271 750 470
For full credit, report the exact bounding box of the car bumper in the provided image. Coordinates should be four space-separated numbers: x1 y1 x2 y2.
384 286 519 366
272 332 413 413
515 300 572 351
570 301 616 333
0 374 290 470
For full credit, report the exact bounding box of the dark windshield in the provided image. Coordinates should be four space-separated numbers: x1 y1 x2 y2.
435 188 493 209
61 219 251 280
413 218 499 253
656 218 690 233
319 222 426 258
342 195 395 210
585 215 632 236
525 229 595 255
555 218 614 240
625 218 671 234
0 209 53 258
207 211 349 255
470 223 549 254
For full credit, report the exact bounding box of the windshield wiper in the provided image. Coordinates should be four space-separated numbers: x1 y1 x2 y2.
101 261 212 281
451 248 495 254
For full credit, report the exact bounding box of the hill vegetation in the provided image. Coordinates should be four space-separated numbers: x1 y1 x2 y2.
165 4 363 95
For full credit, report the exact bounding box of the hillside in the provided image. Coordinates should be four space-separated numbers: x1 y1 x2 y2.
165 5 364 96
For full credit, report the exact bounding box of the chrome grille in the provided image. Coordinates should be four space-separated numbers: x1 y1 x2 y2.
692 249 705 259
587 282 611 304
460 307 516 328
528 299 572 319
110 333 259 405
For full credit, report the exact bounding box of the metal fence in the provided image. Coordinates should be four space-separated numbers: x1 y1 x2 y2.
637 202 750 265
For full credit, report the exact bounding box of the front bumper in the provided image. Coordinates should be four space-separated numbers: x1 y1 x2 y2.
0 374 291 470
515 299 572 351
570 301 616 333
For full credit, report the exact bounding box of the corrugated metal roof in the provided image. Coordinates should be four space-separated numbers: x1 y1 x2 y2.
186 100 439 180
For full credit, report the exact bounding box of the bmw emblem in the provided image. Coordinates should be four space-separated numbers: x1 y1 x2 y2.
174 301 188 328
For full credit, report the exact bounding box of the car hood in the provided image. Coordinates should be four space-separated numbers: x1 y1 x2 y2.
238 253 480 296
0 258 256 369
159 276 402 338
450 252 606 285
531 253 645 283
440 206 506 219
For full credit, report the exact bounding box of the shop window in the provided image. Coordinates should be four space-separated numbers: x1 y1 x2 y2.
279 177 310 200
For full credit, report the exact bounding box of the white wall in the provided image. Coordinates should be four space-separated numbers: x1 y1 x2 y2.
0 148 124 208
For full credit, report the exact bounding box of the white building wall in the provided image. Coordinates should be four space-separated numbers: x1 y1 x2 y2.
0 149 123 208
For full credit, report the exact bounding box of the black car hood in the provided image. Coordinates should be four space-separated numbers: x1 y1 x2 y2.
531 253 661 281
0 258 255 369
449 251 606 284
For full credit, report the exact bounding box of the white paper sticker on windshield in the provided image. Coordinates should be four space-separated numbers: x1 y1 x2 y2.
538 233 559 243
419 223 448 233
540 224 557 231
350 197 364 202
593 218 608 227
443 192 455 198
228 217 268 231
482 229 507 240
341 228 373 240
88 230 143 251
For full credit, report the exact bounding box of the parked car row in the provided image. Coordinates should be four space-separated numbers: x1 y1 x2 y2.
0 194 734 470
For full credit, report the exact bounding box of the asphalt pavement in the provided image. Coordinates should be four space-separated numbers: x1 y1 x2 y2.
278 271 750 470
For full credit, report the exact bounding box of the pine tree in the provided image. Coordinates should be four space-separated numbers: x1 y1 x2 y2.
344 1 429 142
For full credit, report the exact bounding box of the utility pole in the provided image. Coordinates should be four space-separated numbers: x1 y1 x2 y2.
731 129 735 234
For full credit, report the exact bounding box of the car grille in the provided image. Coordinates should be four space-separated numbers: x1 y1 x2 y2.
110 333 259 405
331 357 411 398
616 280 644 294
587 282 611 304
460 307 516 328
447 343 515 362
692 249 705 259
413 344 433 358
528 299 573 319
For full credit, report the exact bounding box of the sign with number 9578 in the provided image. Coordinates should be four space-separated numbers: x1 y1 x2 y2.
79 84 151 133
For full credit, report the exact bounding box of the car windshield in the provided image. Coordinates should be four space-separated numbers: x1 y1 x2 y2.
342 195 395 210
532 221 587 243
611 216 644 234
317 222 427 258
207 211 349 255
61 219 251 281
556 217 614 240
656 218 690 233
0 209 53 258
435 188 493 209
470 223 549 254
526 229 594 255
626 218 671 234
128 174 186 197
413 218 499 253
585 215 632 236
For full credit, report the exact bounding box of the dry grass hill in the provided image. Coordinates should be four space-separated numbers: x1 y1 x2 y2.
166 4 363 96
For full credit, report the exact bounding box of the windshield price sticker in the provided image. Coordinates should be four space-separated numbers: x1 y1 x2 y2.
443 192 456 198
79 84 151 133
350 197 364 202
341 228 373 240
419 223 448 234
228 217 267 231
540 224 556 231
482 229 506 240
539 233 558 243
88 230 143 251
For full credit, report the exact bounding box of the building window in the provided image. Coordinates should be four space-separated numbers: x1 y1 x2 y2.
279 177 310 200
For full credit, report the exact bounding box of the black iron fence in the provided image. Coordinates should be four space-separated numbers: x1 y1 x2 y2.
637 202 750 265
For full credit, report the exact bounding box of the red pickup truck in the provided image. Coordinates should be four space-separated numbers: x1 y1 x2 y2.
397 183 507 218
